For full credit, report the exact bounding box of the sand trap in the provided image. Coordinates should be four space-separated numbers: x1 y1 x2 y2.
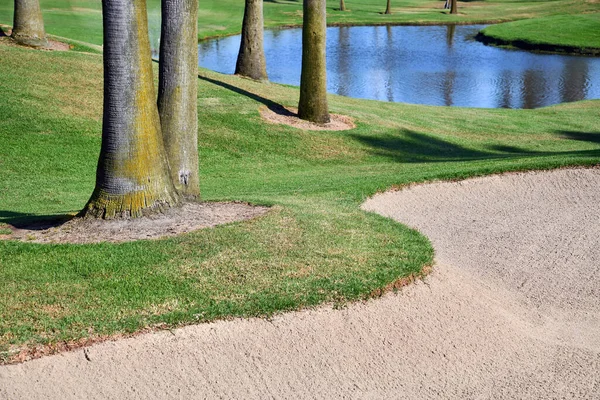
1 168 599 398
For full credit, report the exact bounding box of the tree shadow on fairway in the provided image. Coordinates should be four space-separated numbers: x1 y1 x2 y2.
198 74 295 118
350 129 600 163
0 210 75 231
558 130 600 145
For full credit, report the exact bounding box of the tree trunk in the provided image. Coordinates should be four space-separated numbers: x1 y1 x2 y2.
340 0 346 11
235 0 268 81
385 0 392 15
450 0 458 14
298 0 330 124
158 0 200 198
11 0 47 48
83 0 178 219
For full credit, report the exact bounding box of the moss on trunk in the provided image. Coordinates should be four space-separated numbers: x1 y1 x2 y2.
84 0 178 219
11 0 48 48
235 0 268 81
158 0 201 198
298 0 330 124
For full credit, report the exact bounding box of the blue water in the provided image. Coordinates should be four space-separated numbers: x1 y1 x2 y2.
199 25 600 109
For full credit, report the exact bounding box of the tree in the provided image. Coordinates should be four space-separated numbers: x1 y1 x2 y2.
235 0 268 81
450 0 458 14
11 0 48 48
384 0 392 15
83 0 179 219
158 0 200 198
339 0 347 11
298 0 330 123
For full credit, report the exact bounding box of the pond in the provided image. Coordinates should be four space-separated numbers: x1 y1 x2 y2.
198 25 600 109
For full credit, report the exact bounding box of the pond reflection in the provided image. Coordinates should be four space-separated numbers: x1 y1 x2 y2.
198 25 600 109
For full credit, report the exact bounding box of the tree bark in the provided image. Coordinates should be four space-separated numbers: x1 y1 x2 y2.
83 0 178 219
385 0 392 15
450 0 458 14
235 0 268 81
339 0 346 11
298 0 330 124
11 0 47 48
158 0 200 198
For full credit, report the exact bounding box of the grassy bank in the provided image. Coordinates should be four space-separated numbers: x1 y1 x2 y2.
477 13 600 55
1 0 600 363
1 0 599 44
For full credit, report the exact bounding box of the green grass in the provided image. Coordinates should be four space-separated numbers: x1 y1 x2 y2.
478 13 600 54
1 0 600 362
1 0 599 43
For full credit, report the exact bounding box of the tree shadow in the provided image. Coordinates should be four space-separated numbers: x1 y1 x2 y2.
198 74 295 117
558 130 600 145
0 210 75 230
350 129 600 163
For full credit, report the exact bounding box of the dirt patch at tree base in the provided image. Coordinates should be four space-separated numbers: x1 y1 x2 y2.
260 105 355 131
0 36 71 51
2 202 269 244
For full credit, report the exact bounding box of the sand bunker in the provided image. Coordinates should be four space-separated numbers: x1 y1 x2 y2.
1 167 599 398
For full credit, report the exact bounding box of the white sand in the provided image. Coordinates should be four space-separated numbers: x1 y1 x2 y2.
1 167 599 399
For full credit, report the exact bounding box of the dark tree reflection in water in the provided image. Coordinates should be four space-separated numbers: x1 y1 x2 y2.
198 24 600 108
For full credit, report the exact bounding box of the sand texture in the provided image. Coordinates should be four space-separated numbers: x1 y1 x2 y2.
1 168 599 398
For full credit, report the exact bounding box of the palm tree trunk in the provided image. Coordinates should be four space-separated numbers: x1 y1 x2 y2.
235 0 268 80
450 0 458 14
298 0 330 124
385 0 392 15
340 0 346 11
83 0 178 219
11 0 47 48
158 0 200 198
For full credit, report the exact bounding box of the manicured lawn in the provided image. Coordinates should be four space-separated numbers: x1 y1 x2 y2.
1 0 599 362
1 0 599 43
478 13 600 54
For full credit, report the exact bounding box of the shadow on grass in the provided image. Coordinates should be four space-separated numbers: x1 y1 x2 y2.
350 129 600 163
198 74 295 117
0 211 74 230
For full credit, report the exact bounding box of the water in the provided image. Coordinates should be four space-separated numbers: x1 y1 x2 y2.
198 25 600 109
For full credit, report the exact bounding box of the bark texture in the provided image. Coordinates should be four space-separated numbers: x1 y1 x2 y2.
11 0 47 48
158 0 200 198
84 0 178 219
339 0 346 11
298 0 330 124
385 0 392 15
235 0 268 81
450 0 458 14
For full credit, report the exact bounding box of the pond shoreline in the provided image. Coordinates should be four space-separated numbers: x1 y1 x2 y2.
475 31 600 57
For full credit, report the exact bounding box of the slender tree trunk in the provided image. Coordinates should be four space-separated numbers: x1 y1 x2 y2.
298 0 330 124
235 0 268 81
385 0 392 15
340 0 346 11
450 0 458 14
158 0 200 198
11 0 47 48
83 0 178 219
